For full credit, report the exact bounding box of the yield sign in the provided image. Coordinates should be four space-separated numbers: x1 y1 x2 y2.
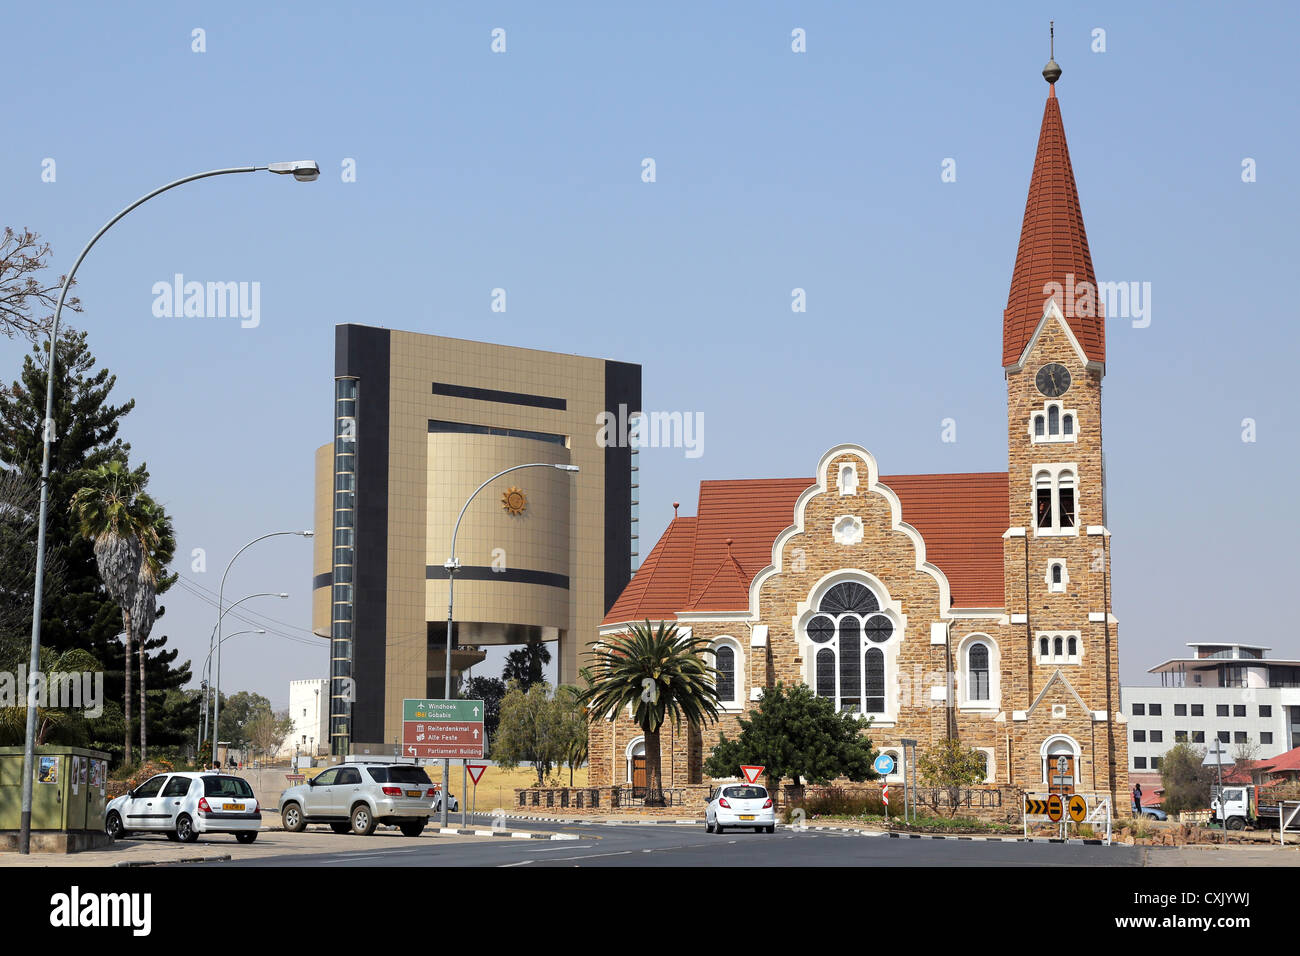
467 764 487 786
741 765 764 784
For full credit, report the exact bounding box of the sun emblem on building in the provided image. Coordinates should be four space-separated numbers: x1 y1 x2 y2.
501 487 528 516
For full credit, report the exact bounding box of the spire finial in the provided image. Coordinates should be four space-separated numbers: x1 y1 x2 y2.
672 501 680 518
1042 20 1062 87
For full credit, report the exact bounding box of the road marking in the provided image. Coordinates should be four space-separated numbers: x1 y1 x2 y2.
525 844 595 852
500 859 534 867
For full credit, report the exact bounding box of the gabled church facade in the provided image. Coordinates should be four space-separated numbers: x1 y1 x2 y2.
590 58 1128 806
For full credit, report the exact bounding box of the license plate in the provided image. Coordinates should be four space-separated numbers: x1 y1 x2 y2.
222 803 242 811
406 790 421 797
739 814 755 820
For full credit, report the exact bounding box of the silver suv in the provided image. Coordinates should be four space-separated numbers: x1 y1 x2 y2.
279 764 440 837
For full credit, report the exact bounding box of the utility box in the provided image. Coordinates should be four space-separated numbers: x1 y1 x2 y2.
0 746 113 853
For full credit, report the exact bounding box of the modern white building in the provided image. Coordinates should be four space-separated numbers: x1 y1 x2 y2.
282 679 329 759
1122 643 1300 772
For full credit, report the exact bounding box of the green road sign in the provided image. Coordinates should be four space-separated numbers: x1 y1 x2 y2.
403 699 485 723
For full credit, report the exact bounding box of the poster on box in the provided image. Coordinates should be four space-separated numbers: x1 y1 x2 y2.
38 756 58 784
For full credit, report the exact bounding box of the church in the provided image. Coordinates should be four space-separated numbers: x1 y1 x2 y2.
590 53 1129 808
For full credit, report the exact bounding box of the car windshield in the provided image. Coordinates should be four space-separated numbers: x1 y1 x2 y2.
386 766 432 785
722 786 767 800
202 776 255 798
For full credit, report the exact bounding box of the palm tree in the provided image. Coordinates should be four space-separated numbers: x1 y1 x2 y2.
69 459 155 765
579 620 722 806
130 492 173 763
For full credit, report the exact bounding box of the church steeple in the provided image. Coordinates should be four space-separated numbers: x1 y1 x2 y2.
1002 43 1105 369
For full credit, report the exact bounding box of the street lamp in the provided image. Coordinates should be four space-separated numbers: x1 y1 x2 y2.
198 592 288 752
440 462 579 827
17 161 319 854
213 531 312 764
199 628 266 762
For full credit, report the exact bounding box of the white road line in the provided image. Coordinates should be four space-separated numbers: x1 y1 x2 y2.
500 859 534 867
525 844 595 852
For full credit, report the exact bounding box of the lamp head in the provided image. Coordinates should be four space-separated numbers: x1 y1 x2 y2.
267 161 320 182
555 464 580 473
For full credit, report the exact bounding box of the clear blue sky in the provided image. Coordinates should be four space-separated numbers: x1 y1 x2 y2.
4 1 1296 707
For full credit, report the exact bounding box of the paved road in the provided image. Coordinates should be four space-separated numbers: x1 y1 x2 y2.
209 816 1144 868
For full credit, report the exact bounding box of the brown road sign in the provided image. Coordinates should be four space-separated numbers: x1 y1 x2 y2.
1047 793 1064 822
1068 794 1088 823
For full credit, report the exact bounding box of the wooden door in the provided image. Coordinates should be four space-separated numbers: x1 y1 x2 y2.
631 755 646 797
1048 755 1075 795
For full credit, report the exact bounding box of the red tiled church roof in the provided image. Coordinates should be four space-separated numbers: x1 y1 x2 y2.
1002 87 1105 367
603 472 1010 625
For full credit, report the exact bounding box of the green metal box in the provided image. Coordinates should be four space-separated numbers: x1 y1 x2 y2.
0 746 110 832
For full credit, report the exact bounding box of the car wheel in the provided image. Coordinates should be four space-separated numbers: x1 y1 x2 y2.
176 814 198 844
330 822 352 835
351 803 377 836
706 818 714 833
105 811 126 840
235 832 258 844
165 831 180 842
765 825 775 834
281 802 306 833
400 820 427 838
716 822 726 834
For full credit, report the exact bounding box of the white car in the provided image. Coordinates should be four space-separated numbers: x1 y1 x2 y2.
278 763 454 836
706 783 776 834
105 772 261 844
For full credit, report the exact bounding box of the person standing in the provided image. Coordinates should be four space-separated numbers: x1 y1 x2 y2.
1132 782 1143 817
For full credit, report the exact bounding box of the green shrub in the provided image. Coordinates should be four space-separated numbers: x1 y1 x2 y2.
789 787 885 818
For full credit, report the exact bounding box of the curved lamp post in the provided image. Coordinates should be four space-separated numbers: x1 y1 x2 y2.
197 592 287 753
213 532 311 762
18 161 319 854
199 628 266 762
440 461 579 827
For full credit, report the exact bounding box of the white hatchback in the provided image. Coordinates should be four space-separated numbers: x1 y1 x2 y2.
105 772 261 844
706 783 775 834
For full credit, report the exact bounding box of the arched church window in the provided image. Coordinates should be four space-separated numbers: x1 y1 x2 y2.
968 643 990 701
715 645 735 702
804 581 894 714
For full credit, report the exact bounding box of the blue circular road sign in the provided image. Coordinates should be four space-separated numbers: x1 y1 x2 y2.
874 754 895 775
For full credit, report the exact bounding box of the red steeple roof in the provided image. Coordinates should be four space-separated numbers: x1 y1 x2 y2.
1002 87 1105 368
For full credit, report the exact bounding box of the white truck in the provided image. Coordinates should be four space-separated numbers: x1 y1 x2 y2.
1210 784 1300 831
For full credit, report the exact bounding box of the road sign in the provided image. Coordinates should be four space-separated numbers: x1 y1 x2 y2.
1047 793 1064 822
466 764 487 785
1056 755 1069 775
1203 741 1232 766
874 753 895 776
882 784 889 807
403 699 484 722
401 698 485 759
1068 793 1087 823
741 765 764 784
1025 796 1049 816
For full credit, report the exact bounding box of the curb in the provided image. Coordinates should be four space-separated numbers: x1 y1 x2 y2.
500 814 706 825
885 832 1106 845
114 854 232 867
438 827 579 841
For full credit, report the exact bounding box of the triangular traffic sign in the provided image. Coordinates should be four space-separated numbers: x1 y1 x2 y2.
467 764 487 785
741 765 764 784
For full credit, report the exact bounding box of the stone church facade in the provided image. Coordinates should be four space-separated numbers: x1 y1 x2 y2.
590 62 1128 808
